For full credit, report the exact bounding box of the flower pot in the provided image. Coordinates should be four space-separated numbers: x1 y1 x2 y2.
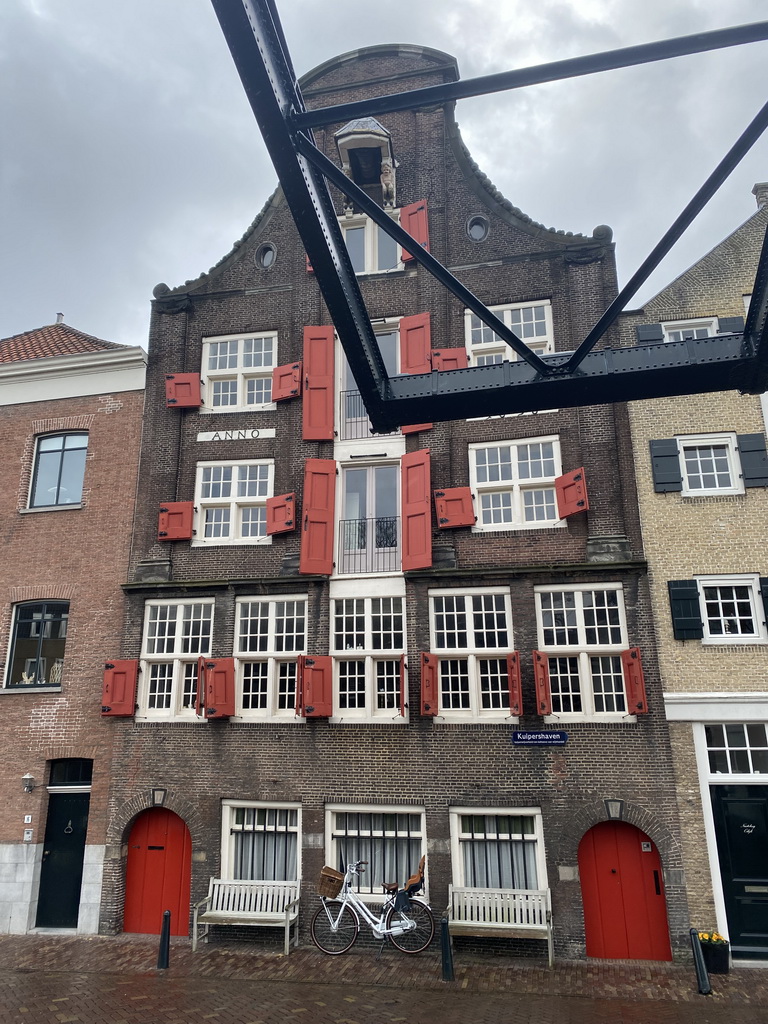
702 941 730 974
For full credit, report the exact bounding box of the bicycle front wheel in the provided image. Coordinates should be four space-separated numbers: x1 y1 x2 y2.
311 901 359 954
386 899 435 953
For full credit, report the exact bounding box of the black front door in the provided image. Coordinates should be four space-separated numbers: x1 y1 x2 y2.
35 792 90 928
711 784 768 958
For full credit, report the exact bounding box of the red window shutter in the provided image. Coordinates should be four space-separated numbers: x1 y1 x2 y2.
401 449 432 570
158 501 194 541
298 655 332 717
399 313 433 434
399 313 432 374
101 660 138 717
431 348 469 372
266 493 296 535
533 651 552 716
272 362 302 402
165 373 202 408
303 326 334 440
420 652 438 716
555 467 589 518
434 486 475 529
507 652 522 717
399 654 408 717
299 459 336 575
200 658 235 719
622 647 648 714
400 200 429 261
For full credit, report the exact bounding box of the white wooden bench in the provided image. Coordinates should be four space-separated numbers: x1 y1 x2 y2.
192 879 301 955
446 885 554 966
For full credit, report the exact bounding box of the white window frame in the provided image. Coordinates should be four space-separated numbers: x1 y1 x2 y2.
704 722 768 777
193 460 274 546
137 599 214 719
330 578 406 722
662 318 717 343
337 460 402 576
468 434 565 532
464 300 554 367
449 807 547 891
677 433 743 497
341 212 402 275
429 587 515 722
233 595 307 720
695 574 768 645
201 332 278 413
535 583 632 722
336 321 404 447
221 800 302 881
325 803 426 902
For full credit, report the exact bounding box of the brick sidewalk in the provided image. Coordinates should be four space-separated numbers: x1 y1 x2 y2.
0 933 765 1005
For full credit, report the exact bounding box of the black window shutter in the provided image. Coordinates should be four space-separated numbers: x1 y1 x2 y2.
636 324 664 344
668 580 704 640
650 439 683 492
718 316 745 334
760 579 768 624
737 434 768 487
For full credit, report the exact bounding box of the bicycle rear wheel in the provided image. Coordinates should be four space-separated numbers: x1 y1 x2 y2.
386 899 435 953
311 901 359 954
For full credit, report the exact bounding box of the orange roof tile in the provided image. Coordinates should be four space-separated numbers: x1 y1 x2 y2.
0 322 126 364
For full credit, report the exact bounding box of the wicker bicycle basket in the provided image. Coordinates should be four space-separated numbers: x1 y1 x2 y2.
318 866 344 898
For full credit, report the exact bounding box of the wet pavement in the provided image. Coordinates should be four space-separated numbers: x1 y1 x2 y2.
1 933 767 1024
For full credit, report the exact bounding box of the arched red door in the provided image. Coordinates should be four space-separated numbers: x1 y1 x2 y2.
124 808 191 936
578 821 672 961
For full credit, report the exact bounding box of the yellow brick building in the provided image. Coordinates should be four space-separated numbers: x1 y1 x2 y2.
621 183 768 961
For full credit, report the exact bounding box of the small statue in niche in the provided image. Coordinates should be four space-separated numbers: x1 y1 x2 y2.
380 159 395 207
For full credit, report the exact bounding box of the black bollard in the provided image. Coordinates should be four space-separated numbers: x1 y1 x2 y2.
157 910 171 969
690 928 711 996
440 917 454 982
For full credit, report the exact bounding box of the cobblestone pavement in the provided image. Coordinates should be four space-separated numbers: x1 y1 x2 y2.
0 934 767 1024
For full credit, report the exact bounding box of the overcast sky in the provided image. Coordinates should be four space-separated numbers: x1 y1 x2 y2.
1 0 767 347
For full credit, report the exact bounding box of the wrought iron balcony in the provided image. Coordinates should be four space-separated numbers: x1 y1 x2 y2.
339 390 399 440
337 516 401 574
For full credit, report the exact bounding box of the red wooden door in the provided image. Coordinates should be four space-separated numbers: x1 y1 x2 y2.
124 809 191 936
578 821 672 961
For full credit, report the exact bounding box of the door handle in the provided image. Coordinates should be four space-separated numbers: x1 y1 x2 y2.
653 870 661 895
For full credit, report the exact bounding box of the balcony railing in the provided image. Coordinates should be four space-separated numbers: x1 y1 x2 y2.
338 516 400 574
339 390 397 440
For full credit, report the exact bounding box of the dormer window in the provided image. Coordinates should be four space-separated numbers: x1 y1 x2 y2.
335 118 397 208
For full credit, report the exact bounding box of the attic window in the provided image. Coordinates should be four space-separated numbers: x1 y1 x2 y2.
349 148 382 186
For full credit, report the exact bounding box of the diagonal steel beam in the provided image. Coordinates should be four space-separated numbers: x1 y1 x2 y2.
210 0 395 431
563 96 768 372
292 22 768 130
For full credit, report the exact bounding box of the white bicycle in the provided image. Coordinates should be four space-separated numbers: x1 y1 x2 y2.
311 856 435 955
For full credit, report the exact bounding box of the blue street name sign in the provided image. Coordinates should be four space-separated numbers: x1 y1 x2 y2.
512 731 568 746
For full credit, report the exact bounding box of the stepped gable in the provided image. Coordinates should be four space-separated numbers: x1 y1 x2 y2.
0 322 125 364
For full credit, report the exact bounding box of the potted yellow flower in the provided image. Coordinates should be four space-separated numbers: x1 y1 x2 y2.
697 931 730 974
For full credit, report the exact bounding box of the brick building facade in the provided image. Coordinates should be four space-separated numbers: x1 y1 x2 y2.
103 45 689 960
0 320 145 933
621 184 768 960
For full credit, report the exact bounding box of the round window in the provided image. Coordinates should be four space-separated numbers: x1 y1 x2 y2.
466 216 489 242
256 243 277 269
